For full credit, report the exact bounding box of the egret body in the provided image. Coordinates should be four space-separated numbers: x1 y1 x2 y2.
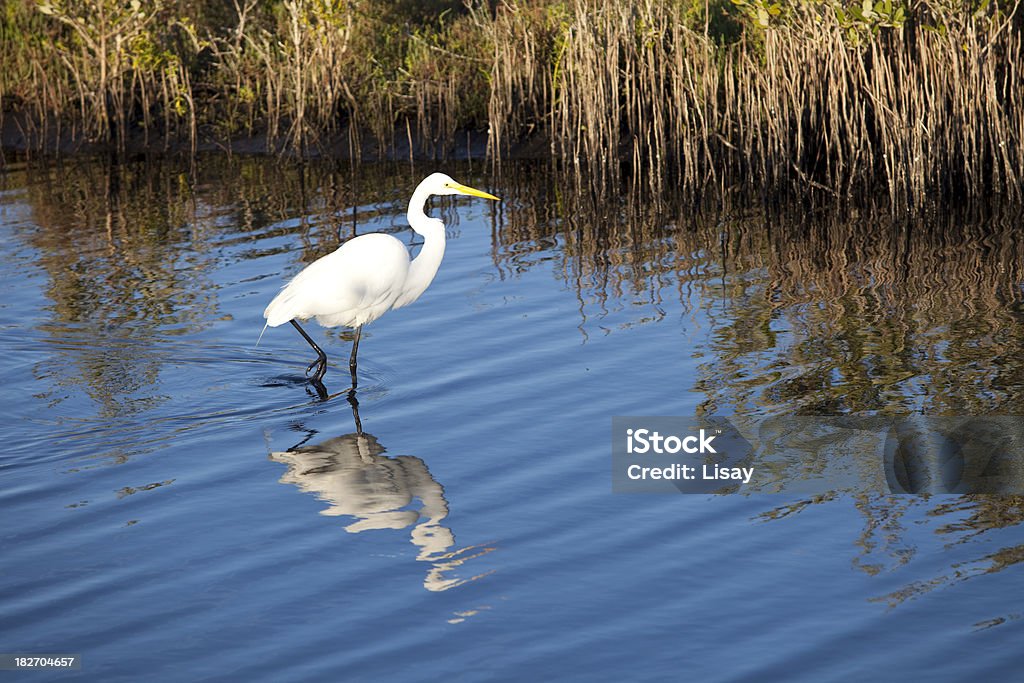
262 173 499 388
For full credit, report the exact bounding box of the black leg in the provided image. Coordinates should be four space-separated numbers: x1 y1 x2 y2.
349 326 362 389
290 319 328 382
346 391 363 436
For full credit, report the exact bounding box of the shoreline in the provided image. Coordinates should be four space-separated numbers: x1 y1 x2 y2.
4 1 1020 207
1 113 514 163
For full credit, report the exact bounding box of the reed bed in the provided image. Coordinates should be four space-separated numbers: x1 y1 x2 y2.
2 0 1021 205
487 0 1024 205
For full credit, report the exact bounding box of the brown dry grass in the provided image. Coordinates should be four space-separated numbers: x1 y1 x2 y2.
2 0 1021 206
484 0 1023 205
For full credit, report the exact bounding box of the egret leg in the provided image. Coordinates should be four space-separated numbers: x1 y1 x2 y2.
349 326 362 389
289 319 328 382
347 391 363 436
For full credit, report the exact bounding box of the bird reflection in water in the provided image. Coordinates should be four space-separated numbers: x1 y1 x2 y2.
270 394 494 591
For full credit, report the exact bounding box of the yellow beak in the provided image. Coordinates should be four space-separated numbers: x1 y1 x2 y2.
450 182 500 201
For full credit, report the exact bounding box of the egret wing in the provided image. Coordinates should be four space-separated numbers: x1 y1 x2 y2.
264 233 411 328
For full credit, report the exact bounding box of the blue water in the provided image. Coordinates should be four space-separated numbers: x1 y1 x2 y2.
1 158 1022 681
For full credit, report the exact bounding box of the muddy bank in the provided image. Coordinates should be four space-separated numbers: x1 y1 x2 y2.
1 112 542 164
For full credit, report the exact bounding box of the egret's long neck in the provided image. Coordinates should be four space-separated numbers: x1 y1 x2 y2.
407 183 433 232
395 185 446 309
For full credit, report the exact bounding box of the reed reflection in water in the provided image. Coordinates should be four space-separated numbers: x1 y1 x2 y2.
494 168 1024 416
270 398 495 592
492 168 1024 611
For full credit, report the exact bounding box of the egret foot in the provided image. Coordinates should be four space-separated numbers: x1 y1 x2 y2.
306 356 327 382
290 319 328 382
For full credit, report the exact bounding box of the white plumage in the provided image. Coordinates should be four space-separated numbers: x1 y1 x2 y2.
264 233 411 329
261 172 499 388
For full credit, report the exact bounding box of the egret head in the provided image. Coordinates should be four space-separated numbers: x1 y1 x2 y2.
422 172 500 201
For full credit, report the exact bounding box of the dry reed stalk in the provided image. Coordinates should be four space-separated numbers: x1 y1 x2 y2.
4 0 1022 208
483 0 1023 207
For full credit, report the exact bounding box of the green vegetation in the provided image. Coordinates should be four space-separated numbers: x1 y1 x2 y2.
2 0 1022 205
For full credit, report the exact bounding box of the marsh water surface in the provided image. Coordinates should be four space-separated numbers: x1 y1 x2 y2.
2 158 1023 680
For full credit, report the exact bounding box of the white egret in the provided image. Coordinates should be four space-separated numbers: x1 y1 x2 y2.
261 172 500 387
